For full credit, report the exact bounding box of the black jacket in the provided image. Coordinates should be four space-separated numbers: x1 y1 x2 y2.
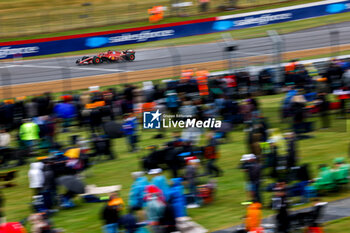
248 162 261 184
102 205 120 225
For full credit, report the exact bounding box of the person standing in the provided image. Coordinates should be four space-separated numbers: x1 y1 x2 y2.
317 93 330 129
168 178 187 218
145 192 165 233
19 118 40 152
273 183 290 233
247 155 262 204
128 171 148 210
101 193 124 233
122 113 138 152
150 168 170 201
0 128 11 166
185 159 200 208
204 132 223 177
28 162 44 195
285 132 298 169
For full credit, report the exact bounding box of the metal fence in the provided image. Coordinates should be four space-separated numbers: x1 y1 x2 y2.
0 26 349 99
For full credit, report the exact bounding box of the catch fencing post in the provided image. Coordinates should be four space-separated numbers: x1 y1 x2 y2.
330 30 340 57
268 30 284 86
57 57 72 94
221 33 237 73
167 45 182 78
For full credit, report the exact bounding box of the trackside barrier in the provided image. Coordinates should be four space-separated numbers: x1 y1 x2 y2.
0 0 349 59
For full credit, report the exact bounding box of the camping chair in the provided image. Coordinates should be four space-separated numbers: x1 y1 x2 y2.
289 202 327 230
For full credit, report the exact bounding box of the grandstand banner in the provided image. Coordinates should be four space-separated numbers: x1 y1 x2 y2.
0 0 349 59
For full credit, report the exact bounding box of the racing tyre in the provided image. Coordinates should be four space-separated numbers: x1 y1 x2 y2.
127 54 135 61
101 57 109 63
93 56 101 64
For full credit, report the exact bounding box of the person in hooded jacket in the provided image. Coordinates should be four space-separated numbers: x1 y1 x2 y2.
150 168 170 201
129 171 148 210
168 178 187 218
28 162 45 195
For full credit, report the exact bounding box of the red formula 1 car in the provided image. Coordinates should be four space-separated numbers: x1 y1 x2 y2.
76 49 135 65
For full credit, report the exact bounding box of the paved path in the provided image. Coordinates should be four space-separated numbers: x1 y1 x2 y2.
213 197 350 233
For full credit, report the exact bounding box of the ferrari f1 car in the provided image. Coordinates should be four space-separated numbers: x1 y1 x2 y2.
76 49 135 65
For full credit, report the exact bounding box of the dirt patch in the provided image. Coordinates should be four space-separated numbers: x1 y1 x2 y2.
1 44 349 98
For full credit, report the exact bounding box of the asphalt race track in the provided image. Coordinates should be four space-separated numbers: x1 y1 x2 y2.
1 22 350 86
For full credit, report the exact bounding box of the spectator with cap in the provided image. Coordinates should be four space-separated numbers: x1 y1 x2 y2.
101 192 124 233
240 154 262 204
129 171 148 210
102 194 122 233
149 168 170 201
240 154 255 202
248 154 262 204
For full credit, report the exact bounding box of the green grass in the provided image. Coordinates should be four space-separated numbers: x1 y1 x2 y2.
0 0 327 40
2 93 350 232
325 217 350 233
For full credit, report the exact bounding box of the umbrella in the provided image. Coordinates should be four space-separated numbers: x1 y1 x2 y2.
64 148 81 159
57 175 85 194
103 121 123 138
0 222 27 233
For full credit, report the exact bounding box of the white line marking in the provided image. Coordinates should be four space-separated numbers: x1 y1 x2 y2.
3 64 130 72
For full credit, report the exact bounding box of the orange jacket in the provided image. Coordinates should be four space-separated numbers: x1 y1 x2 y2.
142 102 156 112
245 202 262 231
197 75 209 96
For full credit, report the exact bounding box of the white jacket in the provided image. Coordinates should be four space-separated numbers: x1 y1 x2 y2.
28 162 44 189
0 133 10 147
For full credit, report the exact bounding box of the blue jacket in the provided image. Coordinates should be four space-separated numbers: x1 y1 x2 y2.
169 178 187 217
122 117 137 136
151 175 170 200
129 176 148 209
54 102 76 119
